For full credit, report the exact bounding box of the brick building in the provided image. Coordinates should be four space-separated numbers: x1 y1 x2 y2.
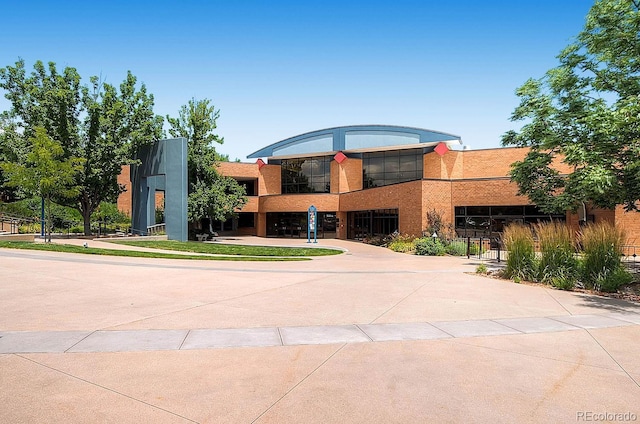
118 125 640 243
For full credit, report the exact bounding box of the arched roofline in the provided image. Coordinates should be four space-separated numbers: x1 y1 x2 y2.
247 125 462 159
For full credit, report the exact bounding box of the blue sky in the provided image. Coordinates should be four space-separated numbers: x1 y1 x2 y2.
1 0 593 161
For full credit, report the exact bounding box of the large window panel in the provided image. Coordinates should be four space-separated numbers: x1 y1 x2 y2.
399 154 418 172
454 205 565 237
363 149 423 189
281 156 331 194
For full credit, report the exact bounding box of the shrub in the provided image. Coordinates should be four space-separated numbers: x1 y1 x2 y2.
18 223 39 234
548 266 577 290
446 240 467 256
468 242 486 256
535 221 578 285
415 237 446 256
580 222 628 291
388 240 416 253
425 209 455 240
551 276 575 290
502 223 536 280
476 263 488 274
592 267 634 293
363 235 388 246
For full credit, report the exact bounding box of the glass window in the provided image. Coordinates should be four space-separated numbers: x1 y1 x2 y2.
363 149 423 189
491 206 524 216
281 156 331 194
525 205 545 215
399 154 418 172
454 205 565 236
467 206 490 215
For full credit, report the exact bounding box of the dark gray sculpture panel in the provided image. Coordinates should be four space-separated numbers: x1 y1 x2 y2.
131 138 187 241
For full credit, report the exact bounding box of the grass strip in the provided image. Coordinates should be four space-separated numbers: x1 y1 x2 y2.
108 240 343 257
0 241 309 261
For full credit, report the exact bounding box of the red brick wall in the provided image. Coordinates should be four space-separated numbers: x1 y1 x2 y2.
424 151 463 179
615 205 640 245
339 180 424 236
117 165 132 216
331 157 363 194
256 213 267 237
240 197 259 213
459 147 573 179
460 148 527 179
451 179 527 207
259 164 281 195
217 162 260 178
422 180 454 233
260 194 339 213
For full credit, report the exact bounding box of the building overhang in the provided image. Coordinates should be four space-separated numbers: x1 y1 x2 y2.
247 125 462 159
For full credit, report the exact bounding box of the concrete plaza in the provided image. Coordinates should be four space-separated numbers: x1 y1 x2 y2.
1 237 639 423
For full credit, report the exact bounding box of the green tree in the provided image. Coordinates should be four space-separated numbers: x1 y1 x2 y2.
502 0 640 213
0 127 83 241
0 113 27 202
167 98 246 232
0 59 163 235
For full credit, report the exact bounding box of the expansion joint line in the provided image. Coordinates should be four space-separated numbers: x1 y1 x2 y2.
585 329 640 389
14 354 199 423
543 288 573 316
65 330 97 353
251 343 347 423
106 275 326 330
369 283 427 324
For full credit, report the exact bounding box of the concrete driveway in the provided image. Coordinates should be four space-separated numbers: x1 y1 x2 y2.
1 237 639 423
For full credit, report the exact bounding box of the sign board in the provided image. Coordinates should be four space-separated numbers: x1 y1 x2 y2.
307 205 317 243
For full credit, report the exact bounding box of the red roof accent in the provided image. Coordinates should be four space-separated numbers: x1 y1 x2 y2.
256 158 266 169
434 142 449 156
334 151 347 164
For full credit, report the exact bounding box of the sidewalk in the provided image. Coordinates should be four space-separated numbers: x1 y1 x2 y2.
1 237 639 423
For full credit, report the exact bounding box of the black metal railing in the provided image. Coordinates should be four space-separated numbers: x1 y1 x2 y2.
452 237 640 273
450 237 504 262
0 213 39 234
622 245 639 274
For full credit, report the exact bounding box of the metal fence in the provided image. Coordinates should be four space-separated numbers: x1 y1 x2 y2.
451 237 504 262
0 213 39 234
453 237 640 274
622 245 639 274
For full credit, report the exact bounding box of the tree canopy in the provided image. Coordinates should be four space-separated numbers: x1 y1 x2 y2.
0 59 164 234
167 98 246 228
1 127 84 241
502 0 640 213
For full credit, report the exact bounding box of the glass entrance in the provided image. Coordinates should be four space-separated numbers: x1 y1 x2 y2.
266 212 337 238
347 209 399 239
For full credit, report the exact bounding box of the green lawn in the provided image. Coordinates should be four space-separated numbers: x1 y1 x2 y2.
108 239 343 257
0 241 310 261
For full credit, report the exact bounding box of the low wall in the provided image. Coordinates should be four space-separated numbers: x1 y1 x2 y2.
0 234 36 242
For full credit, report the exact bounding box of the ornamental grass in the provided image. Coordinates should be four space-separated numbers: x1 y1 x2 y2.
502 223 536 281
534 221 578 289
579 221 632 292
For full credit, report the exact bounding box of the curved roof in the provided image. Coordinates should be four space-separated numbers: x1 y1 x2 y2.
247 125 462 159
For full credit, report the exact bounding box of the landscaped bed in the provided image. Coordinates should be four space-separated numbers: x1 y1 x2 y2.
106 240 343 257
0 240 342 261
474 266 640 304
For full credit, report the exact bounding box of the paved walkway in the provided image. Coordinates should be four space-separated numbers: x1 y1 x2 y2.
2 312 639 353
1 237 640 423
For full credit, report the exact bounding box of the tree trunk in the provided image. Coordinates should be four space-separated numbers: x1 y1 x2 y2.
83 208 92 236
45 197 52 243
